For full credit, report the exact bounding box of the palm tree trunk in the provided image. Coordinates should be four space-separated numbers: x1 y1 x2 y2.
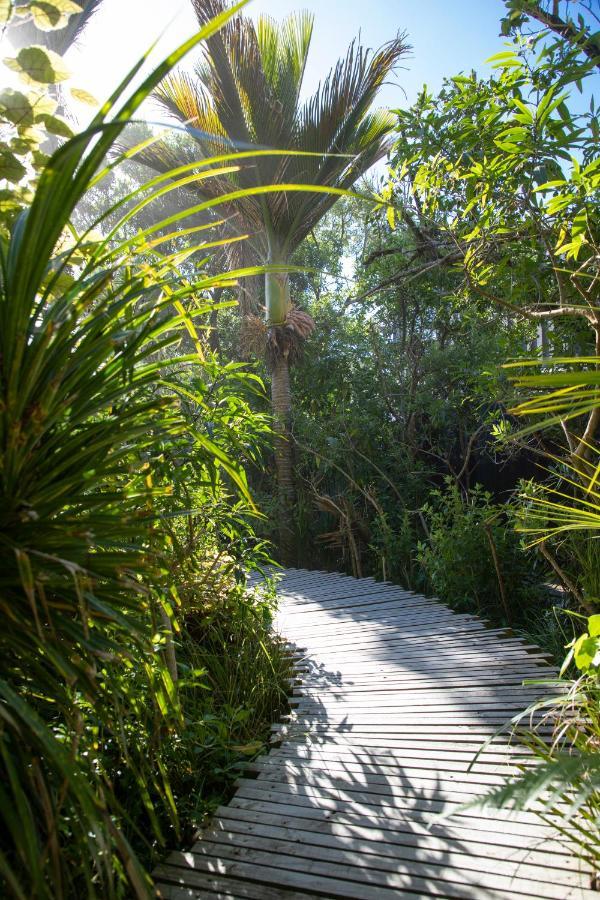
265 250 296 564
270 350 296 565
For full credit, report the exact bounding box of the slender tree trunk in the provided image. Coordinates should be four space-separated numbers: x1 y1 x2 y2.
270 349 296 565
265 245 297 564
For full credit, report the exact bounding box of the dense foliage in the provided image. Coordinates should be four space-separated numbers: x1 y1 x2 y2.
0 3 292 897
228 1 600 644
1 0 600 894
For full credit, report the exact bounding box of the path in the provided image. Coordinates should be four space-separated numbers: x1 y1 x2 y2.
154 568 594 899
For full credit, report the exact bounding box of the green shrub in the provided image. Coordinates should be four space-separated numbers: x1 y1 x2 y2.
163 580 291 840
417 478 543 625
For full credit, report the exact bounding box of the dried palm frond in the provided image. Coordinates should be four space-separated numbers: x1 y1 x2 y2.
286 306 315 339
243 304 314 352
241 313 267 358
262 305 315 367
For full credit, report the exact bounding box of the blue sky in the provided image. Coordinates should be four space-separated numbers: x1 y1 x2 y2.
66 0 511 114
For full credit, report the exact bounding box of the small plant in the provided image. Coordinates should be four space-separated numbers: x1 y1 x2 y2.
164 580 292 837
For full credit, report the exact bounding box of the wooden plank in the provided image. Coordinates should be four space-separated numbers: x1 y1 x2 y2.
290 629 544 650
264 745 531 772
249 759 525 790
267 732 533 751
288 697 545 710
279 585 417 602
279 596 467 615
180 838 592 899
227 795 572 847
296 679 550 694
156 852 477 900
295 674 551 692
234 779 555 830
290 636 551 657
244 772 551 815
291 644 547 665
272 733 553 752
212 805 578 870
293 656 551 673
201 822 586 894
156 871 316 899
290 631 538 652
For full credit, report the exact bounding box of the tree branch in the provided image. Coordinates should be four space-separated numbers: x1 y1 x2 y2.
516 1 600 69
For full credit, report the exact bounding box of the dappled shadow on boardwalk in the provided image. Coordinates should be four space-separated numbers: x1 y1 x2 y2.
153 568 592 900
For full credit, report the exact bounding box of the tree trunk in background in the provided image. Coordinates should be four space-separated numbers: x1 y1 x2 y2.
265 255 296 565
270 351 296 565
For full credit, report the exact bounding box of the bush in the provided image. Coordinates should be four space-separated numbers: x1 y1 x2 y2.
417 478 543 625
462 613 600 870
162 581 292 841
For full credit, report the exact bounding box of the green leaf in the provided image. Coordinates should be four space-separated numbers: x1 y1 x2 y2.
498 126 528 141
70 86 98 106
0 0 12 25
588 615 600 637
512 97 533 123
10 135 37 154
537 89 567 127
37 113 73 137
486 51 518 63
491 57 522 69
0 143 27 183
30 0 82 31
0 89 35 126
0 187 25 213
4 46 71 85
573 634 600 670
30 91 58 119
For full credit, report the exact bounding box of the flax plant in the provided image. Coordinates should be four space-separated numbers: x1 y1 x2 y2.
0 3 305 895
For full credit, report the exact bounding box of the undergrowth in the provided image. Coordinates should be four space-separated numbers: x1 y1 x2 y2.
162 580 292 849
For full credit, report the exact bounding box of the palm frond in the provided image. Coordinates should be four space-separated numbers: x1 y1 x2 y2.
448 751 600 854
517 445 600 542
171 0 410 253
507 355 600 434
257 11 313 117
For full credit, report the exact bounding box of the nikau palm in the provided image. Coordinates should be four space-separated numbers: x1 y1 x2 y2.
145 0 408 561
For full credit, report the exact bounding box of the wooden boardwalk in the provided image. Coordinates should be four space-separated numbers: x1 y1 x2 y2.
155 568 595 899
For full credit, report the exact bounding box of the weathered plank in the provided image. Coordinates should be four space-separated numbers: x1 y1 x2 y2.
155 568 593 899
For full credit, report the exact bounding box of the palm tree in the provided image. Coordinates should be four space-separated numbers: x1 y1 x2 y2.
145 0 408 562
